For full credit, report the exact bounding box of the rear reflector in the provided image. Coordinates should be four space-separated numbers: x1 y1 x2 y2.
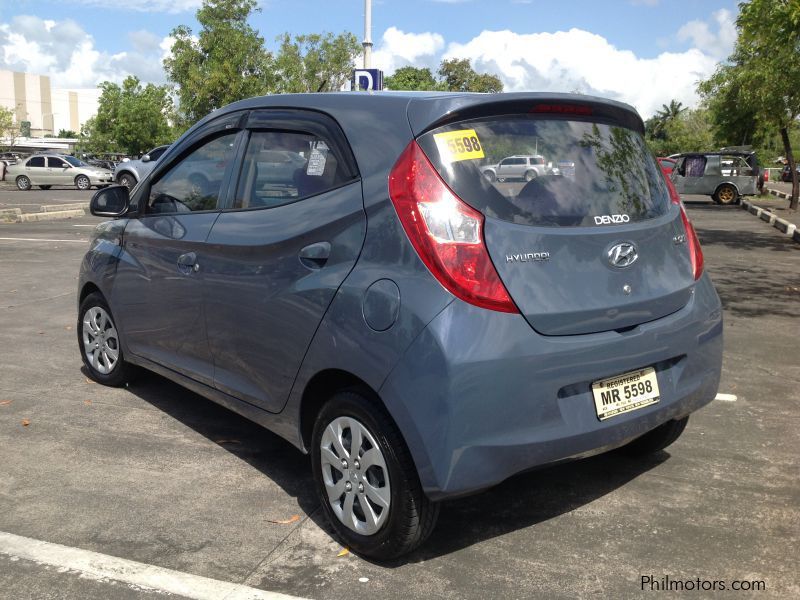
388 141 518 313
665 174 704 280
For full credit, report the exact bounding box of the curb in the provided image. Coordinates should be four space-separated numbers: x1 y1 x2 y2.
41 202 89 212
741 199 800 244
0 208 22 223
15 209 86 223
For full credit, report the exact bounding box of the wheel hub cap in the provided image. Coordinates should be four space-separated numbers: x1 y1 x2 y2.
81 306 119 375
320 416 391 536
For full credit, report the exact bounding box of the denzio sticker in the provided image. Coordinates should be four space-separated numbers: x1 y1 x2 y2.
433 129 485 163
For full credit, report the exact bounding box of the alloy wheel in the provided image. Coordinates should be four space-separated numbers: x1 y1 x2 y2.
319 416 391 535
82 306 120 375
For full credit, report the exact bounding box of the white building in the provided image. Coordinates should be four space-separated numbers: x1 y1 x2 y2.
0 69 100 137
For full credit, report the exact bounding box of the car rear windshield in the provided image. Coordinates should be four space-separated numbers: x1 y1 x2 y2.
417 115 670 227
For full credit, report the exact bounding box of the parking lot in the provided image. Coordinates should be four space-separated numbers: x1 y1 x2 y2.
0 192 798 598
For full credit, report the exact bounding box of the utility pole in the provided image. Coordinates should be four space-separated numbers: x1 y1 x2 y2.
363 0 372 69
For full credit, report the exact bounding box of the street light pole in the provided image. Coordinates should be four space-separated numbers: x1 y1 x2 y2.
363 0 372 69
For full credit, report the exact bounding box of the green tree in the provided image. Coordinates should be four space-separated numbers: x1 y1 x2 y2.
438 58 503 93
87 76 174 156
384 66 441 91
164 0 273 126
700 0 800 208
273 32 361 93
0 106 18 150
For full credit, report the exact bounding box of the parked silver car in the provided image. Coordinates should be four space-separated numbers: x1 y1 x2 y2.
113 145 170 189
670 152 758 205
481 154 552 182
6 154 113 191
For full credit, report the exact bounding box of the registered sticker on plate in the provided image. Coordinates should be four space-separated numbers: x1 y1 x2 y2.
591 367 660 421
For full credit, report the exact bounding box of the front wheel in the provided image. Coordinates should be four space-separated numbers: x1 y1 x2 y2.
16 175 31 191
75 175 91 191
713 184 737 205
311 391 439 560
619 417 689 456
482 171 497 182
78 292 134 387
118 173 136 190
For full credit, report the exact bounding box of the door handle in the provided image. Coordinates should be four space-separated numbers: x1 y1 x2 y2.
177 252 199 274
299 242 331 269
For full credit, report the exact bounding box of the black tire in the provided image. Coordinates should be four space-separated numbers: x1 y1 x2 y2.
713 184 737 205
311 391 439 560
75 175 91 191
38 185 52 190
619 416 689 456
118 172 136 190
16 175 31 191
524 169 537 182
483 170 497 182
78 292 135 387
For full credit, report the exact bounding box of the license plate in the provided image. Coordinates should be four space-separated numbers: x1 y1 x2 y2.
591 367 660 421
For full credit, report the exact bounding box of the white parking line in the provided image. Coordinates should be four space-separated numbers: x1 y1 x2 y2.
0 531 307 600
714 393 737 402
0 237 87 243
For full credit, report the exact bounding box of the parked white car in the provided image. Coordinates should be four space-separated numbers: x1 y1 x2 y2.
481 155 552 182
6 154 113 191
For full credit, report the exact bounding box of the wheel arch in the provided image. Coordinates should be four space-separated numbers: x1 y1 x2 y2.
713 181 740 197
299 368 383 451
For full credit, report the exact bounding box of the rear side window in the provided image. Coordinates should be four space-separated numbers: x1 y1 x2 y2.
417 116 669 227
233 130 349 210
28 157 45 167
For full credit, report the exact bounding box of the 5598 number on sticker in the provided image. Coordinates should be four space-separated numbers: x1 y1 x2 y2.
433 129 485 163
591 367 660 421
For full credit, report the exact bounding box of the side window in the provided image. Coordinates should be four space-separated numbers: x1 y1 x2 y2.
499 158 513 167
148 147 167 161
48 157 67 168
684 156 707 178
233 130 348 210
28 156 45 168
147 133 237 214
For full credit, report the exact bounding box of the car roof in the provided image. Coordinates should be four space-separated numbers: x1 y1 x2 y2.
191 91 645 137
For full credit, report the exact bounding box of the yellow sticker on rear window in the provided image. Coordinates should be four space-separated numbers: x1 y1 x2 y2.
433 129 485 162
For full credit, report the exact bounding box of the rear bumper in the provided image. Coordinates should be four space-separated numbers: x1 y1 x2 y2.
379 274 723 501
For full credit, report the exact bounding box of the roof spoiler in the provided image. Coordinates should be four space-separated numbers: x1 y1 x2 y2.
406 92 645 136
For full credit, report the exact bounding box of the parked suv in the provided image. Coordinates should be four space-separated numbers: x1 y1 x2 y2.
113 144 170 189
481 154 551 182
80 92 722 560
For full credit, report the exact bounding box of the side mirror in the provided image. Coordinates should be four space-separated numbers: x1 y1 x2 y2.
141 154 151 163
90 185 130 217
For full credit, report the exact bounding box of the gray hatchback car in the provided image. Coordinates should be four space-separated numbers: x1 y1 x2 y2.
79 92 723 559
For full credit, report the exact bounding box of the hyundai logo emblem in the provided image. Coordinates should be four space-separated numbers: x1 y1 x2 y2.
608 242 638 268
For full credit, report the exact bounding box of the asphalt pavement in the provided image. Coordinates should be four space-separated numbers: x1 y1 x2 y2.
0 196 797 599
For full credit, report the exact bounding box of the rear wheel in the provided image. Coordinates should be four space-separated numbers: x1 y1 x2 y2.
311 391 439 560
713 184 737 205
75 175 91 191
16 175 31 191
78 292 134 387
524 169 537 182
619 417 689 456
118 172 136 190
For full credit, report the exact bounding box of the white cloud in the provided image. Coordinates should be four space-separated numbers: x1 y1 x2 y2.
372 27 445 73
677 8 736 60
0 16 172 88
72 0 201 13
374 13 733 119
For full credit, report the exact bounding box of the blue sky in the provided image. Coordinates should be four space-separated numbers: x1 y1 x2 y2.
0 0 740 116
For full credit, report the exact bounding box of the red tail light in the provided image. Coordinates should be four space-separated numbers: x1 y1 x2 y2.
664 174 704 280
388 141 518 313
